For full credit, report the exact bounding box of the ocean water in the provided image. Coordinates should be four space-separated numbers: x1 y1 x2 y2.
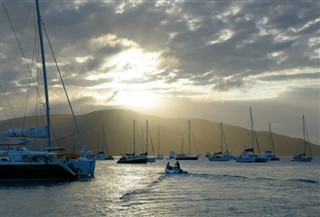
0 157 319 217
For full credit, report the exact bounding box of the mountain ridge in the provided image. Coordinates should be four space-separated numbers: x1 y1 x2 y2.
0 108 319 156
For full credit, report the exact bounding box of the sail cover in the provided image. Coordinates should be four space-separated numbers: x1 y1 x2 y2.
0 126 48 138
0 137 33 145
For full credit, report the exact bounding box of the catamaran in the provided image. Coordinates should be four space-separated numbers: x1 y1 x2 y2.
95 126 114 160
292 116 313 162
209 122 235 161
236 108 267 163
262 122 280 161
0 0 96 180
175 120 198 160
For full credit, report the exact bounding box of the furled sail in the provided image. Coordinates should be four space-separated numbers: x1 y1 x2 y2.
0 126 47 138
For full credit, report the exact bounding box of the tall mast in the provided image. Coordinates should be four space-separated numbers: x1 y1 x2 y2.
269 122 275 153
35 0 51 146
133 120 135 154
250 107 255 154
146 120 148 154
303 115 306 154
188 120 191 156
220 122 223 152
157 128 160 156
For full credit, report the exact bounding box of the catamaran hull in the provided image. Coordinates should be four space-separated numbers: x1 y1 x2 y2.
292 156 313 162
96 156 114 160
0 164 76 181
175 156 198 160
236 158 256 163
268 157 280 161
208 157 229 161
117 158 147 164
255 157 268 162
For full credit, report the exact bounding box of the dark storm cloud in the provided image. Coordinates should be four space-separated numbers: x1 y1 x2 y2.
1 0 319 104
261 72 320 82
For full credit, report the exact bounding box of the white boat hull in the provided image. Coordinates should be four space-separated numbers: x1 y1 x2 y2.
165 166 188 174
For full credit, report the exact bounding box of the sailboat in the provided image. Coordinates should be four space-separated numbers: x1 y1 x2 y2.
262 122 280 161
0 0 96 180
95 126 114 160
175 120 198 160
292 116 313 162
117 120 147 164
209 122 235 161
236 108 267 163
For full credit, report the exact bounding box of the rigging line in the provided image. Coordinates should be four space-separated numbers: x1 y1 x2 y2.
0 85 20 128
102 125 110 154
24 15 44 129
0 99 15 130
148 130 155 155
304 117 312 156
251 116 262 155
2 1 45 123
1 1 33 77
190 124 198 155
137 126 144 153
222 123 229 153
41 20 87 150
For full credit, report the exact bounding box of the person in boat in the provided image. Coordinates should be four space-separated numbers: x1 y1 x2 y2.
175 161 180 170
166 162 170 169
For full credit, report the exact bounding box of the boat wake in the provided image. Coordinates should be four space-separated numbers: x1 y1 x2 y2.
120 174 167 201
187 173 248 180
289 178 318 184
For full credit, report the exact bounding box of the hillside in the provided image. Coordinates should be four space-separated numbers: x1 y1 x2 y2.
0 109 319 156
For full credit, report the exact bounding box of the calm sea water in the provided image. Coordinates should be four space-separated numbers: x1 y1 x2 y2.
0 157 319 217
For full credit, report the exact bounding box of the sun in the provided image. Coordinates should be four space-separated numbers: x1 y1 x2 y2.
85 35 166 112
115 90 159 111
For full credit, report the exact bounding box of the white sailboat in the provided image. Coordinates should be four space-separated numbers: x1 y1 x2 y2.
262 122 280 161
236 108 267 163
209 122 235 161
292 116 313 162
175 120 198 160
0 0 96 180
167 151 175 160
95 126 114 160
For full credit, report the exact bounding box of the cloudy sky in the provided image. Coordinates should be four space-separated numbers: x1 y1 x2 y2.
1 0 319 144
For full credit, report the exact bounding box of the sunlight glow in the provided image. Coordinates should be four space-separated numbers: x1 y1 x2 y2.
115 90 160 110
85 35 164 111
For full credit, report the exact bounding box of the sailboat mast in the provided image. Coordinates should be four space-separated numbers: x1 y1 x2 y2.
220 122 223 152
133 120 136 154
35 0 51 146
249 107 254 154
146 120 148 154
303 115 306 154
269 122 275 153
158 128 160 156
188 120 191 156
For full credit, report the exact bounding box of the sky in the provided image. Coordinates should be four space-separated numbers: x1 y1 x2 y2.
1 0 319 144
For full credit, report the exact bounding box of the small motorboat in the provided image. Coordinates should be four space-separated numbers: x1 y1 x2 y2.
165 162 188 174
